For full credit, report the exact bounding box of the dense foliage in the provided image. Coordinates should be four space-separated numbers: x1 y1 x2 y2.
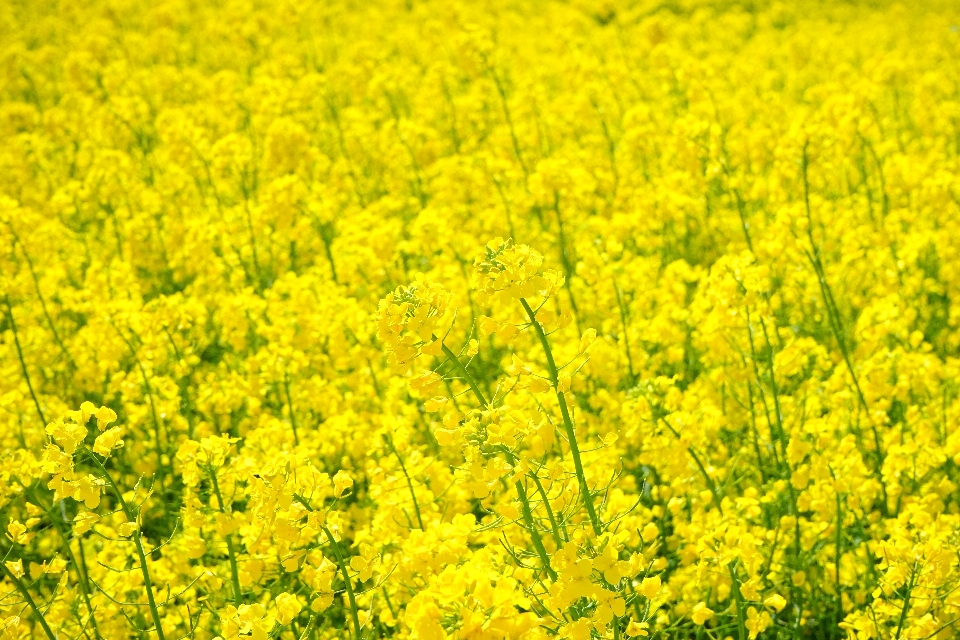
2 1 960 639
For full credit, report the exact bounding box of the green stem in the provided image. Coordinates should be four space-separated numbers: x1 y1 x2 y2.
514 478 557 580
530 472 565 546
744 381 769 482
382 587 398 619
0 559 58 640
440 343 488 406
743 308 785 472
612 280 636 384
89 453 167 640
802 144 889 519
757 316 788 458
322 526 362 640
75 535 102 636
284 376 300 446
551 195 582 334
752 314 803 545
688 446 725 515
893 564 918 640
440 341 555 577
656 414 725 515
488 65 529 178
242 199 263 290
111 324 166 477
382 435 424 529
320 230 339 284
4 295 46 429
28 489 103 639
729 563 747 640
7 225 76 369
520 298 601 536
835 491 843 626
208 469 243 606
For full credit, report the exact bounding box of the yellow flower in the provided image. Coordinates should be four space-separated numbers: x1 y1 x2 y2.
473 238 566 304
745 607 772 639
69 475 103 509
1 2 959 638
275 592 302 625
739 576 762 601
377 278 452 371
527 377 551 394
625 620 649 637
5 521 28 545
238 603 269 640
477 316 499 337
93 427 124 456
311 591 334 612
349 544 380 581
500 502 520 521
94 406 118 431
640 576 661 599
185 537 207 559
333 470 353 498
424 396 448 412
691 602 714 625
4 560 24 579
641 523 659 543
764 593 787 612
579 328 597 353
72 512 98 535
409 371 442 397
44 418 87 455
465 339 479 356
566 618 593 640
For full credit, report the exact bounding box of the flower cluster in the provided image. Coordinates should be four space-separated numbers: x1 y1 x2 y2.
377 278 453 371
2 1 960 640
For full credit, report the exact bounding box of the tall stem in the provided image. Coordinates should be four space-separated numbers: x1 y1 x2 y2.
612 280 636 384
322 526 362 640
835 491 844 627
531 473 565 546
801 144 889 517
111 324 166 478
520 298 601 536
515 478 557 580
7 224 76 369
440 343 488 406
209 469 243 606
383 435 424 529
440 343 555 576
28 488 103 639
89 453 167 640
729 562 747 640
284 376 300 445
4 295 46 429
655 414 724 515
0 559 58 640
551 196 582 335
893 564 918 640
288 494 361 631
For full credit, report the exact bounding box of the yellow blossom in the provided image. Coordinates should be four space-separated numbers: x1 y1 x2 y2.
275 592 302 625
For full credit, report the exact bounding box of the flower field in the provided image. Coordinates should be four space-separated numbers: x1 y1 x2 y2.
3 0 960 638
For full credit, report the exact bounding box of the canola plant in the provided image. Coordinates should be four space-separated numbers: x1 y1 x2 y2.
2 1 960 639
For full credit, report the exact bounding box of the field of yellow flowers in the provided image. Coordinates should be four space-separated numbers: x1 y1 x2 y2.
3 0 960 639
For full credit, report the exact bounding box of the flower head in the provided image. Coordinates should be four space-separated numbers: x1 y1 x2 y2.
377 277 452 371
472 238 563 304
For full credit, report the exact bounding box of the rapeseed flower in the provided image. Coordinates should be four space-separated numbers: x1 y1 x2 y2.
1 1 959 639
